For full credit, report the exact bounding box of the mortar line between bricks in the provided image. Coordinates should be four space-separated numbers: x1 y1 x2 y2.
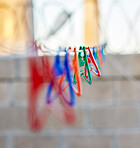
0 78 29 83
0 76 140 82
0 130 113 136
1 101 140 108
2 129 140 142
3 128 140 136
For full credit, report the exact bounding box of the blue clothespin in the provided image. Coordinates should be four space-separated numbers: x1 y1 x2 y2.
46 54 63 104
46 48 75 106
60 49 76 106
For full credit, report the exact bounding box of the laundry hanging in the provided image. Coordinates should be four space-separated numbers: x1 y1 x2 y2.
28 42 107 131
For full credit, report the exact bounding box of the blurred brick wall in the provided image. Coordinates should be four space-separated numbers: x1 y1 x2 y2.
0 55 140 148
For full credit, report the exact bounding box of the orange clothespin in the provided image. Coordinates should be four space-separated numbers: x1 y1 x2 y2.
70 47 82 96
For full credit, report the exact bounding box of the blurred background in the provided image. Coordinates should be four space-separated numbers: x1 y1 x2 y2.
0 0 140 148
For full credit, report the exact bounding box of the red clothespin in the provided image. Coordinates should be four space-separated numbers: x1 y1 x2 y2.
86 47 101 77
28 56 76 132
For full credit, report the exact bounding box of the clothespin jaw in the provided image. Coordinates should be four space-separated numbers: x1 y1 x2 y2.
78 46 92 85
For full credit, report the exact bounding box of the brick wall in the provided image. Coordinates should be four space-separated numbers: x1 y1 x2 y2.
0 55 140 148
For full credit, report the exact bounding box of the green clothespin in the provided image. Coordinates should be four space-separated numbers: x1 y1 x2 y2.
78 46 92 85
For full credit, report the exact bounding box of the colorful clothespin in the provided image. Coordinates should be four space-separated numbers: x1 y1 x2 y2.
72 47 82 96
29 55 76 132
46 48 76 106
59 49 76 106
62 47 82 96
86 47 101 77
28 56 52 131
78 46 92 85
45 52 76 123
46 54 63 104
